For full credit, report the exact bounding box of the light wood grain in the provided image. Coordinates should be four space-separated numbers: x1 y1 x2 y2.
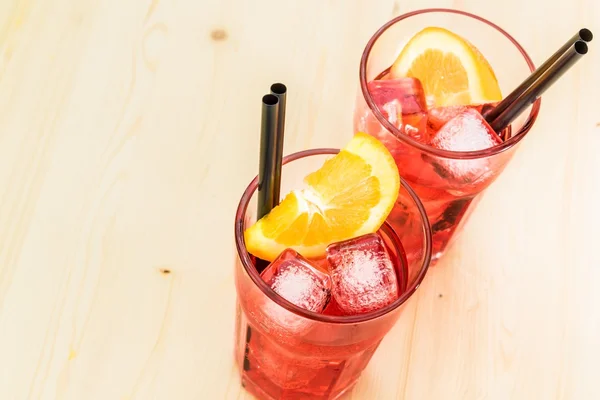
0 1 598 399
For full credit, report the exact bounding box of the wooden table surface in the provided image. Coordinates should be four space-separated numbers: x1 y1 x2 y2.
1 1 599 399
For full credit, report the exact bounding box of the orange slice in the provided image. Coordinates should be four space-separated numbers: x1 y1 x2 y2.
244 132 400 261
390 27 502 106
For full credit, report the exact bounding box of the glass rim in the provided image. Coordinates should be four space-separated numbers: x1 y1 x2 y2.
359 8 542 160
234 148 433 324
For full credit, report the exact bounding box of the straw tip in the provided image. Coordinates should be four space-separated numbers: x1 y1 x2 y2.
575 40 588 55
262 94 279 105
579 28 593 42
270 83 287 95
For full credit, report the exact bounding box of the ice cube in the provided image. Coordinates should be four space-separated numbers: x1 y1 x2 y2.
368 78 429 143
368 78 427 116
261 249 331 313
402 112 429 143
430 108 502 152
427 103 497 133
427 105 470 133
326 233 399 315
428 108 502 183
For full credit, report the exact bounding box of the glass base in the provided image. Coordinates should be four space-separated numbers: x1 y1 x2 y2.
234 304 379 400
239 364 360 400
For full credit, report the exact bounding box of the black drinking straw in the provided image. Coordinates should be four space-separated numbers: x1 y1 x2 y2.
245 88 287 372
484 28 592 125
488 40 589 133
270 83 287 204
257 94 280 219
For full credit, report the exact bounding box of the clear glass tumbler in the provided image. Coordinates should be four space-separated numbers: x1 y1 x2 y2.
233 148 432 399
354 9 541 262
